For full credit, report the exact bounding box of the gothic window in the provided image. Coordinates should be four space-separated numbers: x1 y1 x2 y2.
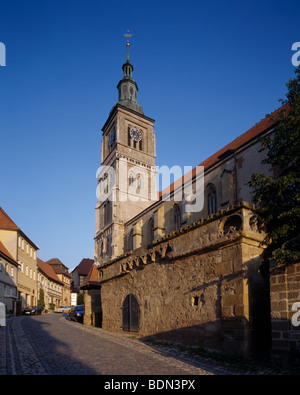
129 173 134 187
103 200 112 226
128 229 133 251
147 218 154 245
136 174 142 192
174 204 181 230
207 184 217 215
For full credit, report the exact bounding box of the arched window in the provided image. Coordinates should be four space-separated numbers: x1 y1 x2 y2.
129 173 134 187
147 218 154 245
136 174 142 192
174 204 181 230
207 185 217 215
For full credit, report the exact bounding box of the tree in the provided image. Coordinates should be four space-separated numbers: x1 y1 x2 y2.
38 288 45 311
248 65 300 267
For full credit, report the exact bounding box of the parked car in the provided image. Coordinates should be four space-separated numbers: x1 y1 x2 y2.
69 305 84 323
62 305 71 313
23 306 42 315
54 305 71 313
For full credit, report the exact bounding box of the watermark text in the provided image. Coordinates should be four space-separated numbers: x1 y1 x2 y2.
291 42 300 66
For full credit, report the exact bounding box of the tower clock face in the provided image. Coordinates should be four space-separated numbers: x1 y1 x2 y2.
130 128 142 142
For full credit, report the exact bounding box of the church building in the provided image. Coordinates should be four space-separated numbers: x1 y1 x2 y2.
89 40 284 356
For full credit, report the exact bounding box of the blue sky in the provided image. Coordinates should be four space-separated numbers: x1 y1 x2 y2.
0 0 299 270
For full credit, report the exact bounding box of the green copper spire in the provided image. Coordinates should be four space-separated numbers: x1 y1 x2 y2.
117 34 143 114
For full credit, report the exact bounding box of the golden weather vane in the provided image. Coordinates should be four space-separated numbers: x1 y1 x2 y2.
124 29 133 47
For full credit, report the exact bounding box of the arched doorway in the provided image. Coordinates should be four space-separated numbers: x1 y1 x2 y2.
122 294 140 332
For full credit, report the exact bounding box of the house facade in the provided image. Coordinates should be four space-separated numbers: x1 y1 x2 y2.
0 207 39 311
46 258 71 306
0 241 18 313
70 258 94 293
37 258 64 310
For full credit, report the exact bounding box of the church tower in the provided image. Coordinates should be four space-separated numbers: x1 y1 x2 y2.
94 39 157 265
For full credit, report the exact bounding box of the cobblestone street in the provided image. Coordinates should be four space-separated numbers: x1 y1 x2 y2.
0 314 292 376
0 314 238 376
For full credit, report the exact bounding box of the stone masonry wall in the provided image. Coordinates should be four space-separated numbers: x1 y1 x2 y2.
98 205 266 355
270 262 300 364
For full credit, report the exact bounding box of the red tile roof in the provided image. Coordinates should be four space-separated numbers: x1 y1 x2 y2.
72 258 94 276
79 264 100 289
37 258 64 285
160 104 289 198
46 258 71 276
0 207 19 230
0 207 39 250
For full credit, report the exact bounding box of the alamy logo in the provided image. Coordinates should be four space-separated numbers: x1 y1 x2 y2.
96 160 205 213
291 302 300 327
0 42 6 66
291 42 300 66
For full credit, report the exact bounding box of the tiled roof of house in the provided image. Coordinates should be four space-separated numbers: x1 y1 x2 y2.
37 258 64 285
0 240 18 265
79 264 100 289
46 258 71 277
160 104 289 198
71 258 94 276
0 207 19 230
0 207 39 250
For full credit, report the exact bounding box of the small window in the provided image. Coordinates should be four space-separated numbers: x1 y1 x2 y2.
128 127 131 146
192 296 199 306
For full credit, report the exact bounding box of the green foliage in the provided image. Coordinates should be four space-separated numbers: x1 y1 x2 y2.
249 66 300 266
38 288 45 311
